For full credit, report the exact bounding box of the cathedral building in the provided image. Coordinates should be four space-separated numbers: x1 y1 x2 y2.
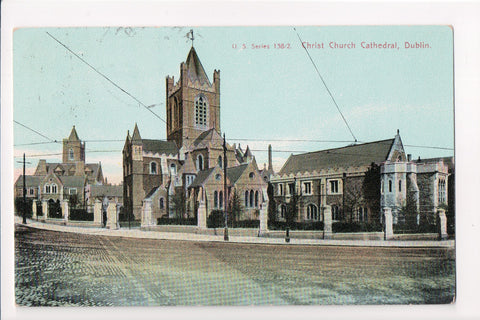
123 46 270 223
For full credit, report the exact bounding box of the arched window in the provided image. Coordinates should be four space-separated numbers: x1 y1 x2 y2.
197 155 204 171
307 204 316 220
398 179 402 192
170 163 177 175
195 95 208 126
159 198 164 209
245 191 249 207
389 180 393 193
51 184 57 194
249 190 254 208
279 184 283 195
150 162 157 174
214 191 218 208
69 148 74 160
219 191 223 209
45 185 51 194
218 156 222 168
255 191 259 208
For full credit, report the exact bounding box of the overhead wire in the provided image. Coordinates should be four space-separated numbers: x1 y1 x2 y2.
46 32 167 124
293 27 358 143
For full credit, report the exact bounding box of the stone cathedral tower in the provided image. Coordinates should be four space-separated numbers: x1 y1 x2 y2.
166 47 221 149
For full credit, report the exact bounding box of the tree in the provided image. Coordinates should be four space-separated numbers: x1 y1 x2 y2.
344 177 363 223
267 182 276 224
229 189 242 227
285 182 298 229
362 163 381 223
172 188 186 219
401 190 419 230
69 193 79 209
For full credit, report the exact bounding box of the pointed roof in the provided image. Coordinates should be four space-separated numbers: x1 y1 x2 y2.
185 47 210 86
132 123 142 144
68 125 80 141
226 163 249 184
189 168 216 188
192 128 223 149
279 138 395 175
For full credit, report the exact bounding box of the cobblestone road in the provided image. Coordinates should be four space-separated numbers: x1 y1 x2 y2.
15 225 455 306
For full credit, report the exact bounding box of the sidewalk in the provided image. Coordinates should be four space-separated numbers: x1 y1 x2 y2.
14 216 455 248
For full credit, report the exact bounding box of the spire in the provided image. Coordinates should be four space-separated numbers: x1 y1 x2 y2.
132 123 142 145
68 125 80 141
185 47 210 85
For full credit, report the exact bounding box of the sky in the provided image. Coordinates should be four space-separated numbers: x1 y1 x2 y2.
13 26 454 184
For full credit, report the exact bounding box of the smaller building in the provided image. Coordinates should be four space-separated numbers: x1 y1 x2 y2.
14 126 105 216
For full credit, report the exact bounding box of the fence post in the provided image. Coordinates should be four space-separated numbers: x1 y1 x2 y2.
437 209 448 240
106 201 119 230
258 199 268 237
141 199 154 228
62 199 69 225
383 207 393 240
41 200 48 222
32 201 37 220
323 205 332 239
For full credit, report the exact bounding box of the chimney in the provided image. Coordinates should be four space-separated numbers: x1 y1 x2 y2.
268 144 273 172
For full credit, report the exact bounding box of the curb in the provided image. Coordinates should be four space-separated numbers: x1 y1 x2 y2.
14 217 455 249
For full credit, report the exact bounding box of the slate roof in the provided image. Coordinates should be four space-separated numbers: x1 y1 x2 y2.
90 185 123 198
142 139 178 155
226 164 248 184
185 47 210 86
279 139 395 175
43 162 101 181
15 175 42 188
189 168 216 188
58 176 86 188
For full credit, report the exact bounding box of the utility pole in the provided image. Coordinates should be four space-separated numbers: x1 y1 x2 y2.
223 133 229 241
17 153 31 224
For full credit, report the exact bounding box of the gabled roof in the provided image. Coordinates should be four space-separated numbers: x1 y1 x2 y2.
226 163 248 184
192 128 223 149
279 139 395 175
142 139 178 155
185 47 210 86
189 168 216 188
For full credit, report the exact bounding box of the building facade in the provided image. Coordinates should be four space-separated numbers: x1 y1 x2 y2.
123 46 270 224
271 130 452 226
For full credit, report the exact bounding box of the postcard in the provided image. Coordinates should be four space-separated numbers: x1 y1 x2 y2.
3 1 479 320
